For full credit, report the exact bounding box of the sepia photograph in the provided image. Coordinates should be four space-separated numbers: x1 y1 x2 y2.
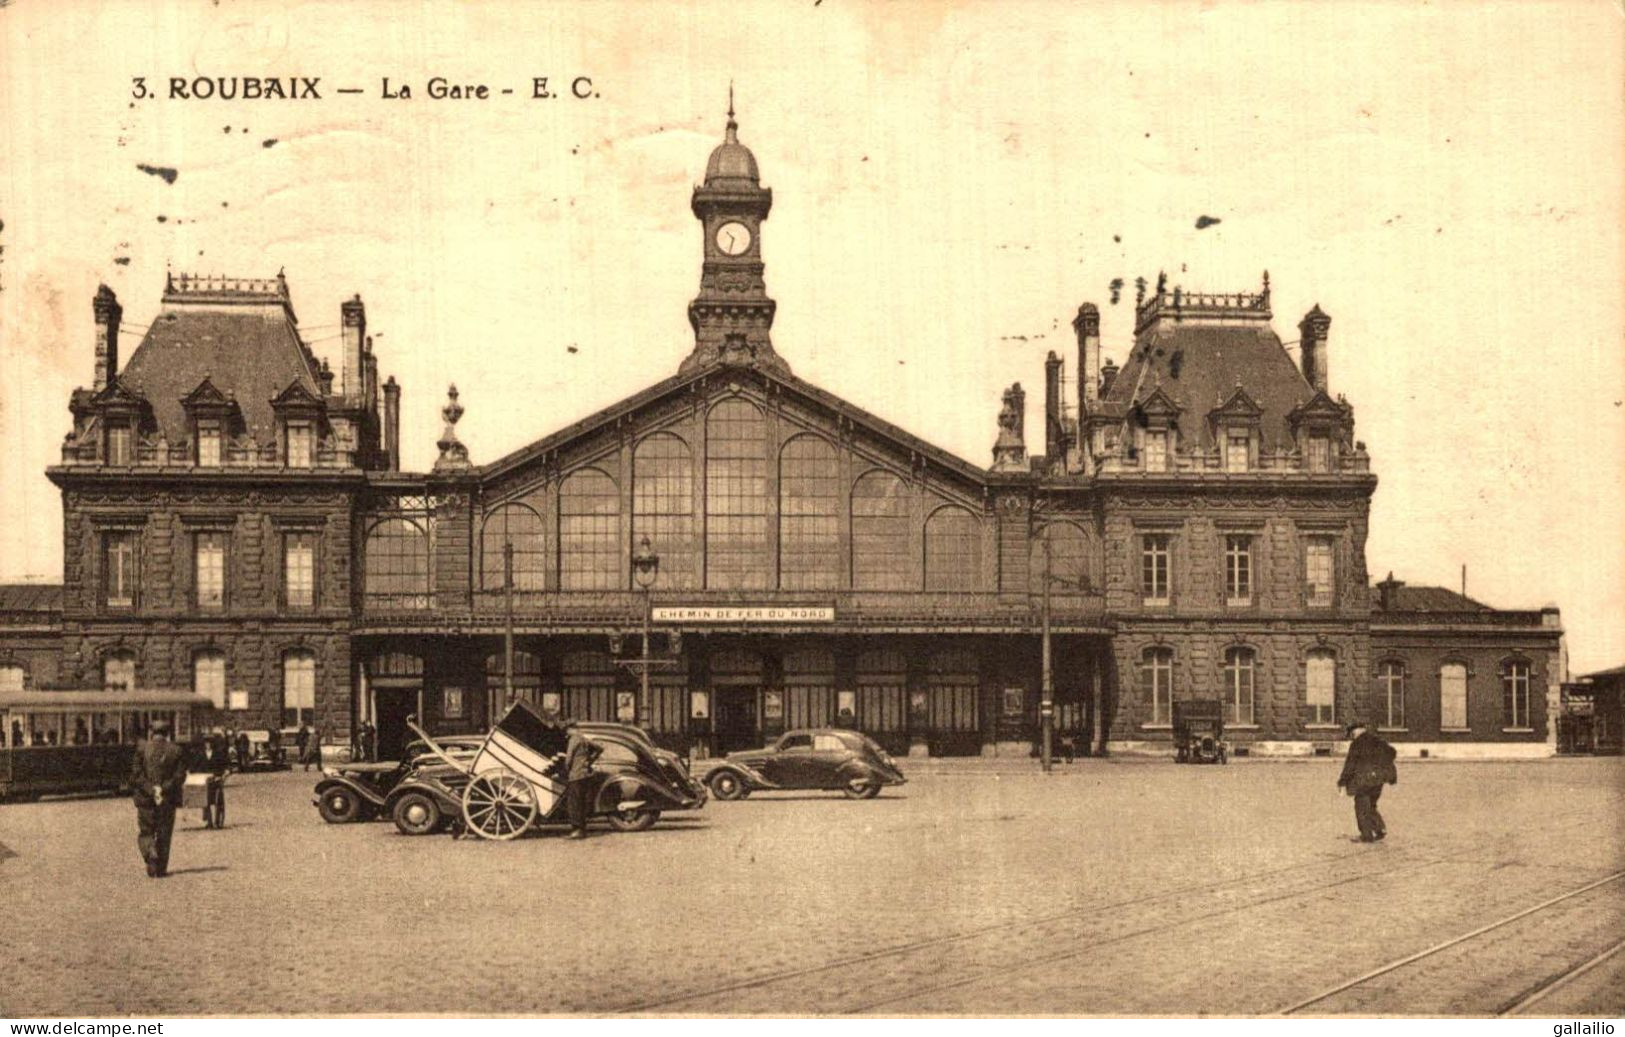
0 0 1621 1027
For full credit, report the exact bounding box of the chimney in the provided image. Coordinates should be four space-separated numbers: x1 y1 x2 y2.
383 376 401 471
317 358 335 396
1376 571 1405 611
1099 357 1119 397
1073 303 1101 409
364 336 378 414
1298 305 1331 394
1043 351 1063 459
92 285 122 391
341 294 366 402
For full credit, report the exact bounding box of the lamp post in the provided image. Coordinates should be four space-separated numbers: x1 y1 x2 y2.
1040 535 1053 773
631 535 660 728
503 540 515 715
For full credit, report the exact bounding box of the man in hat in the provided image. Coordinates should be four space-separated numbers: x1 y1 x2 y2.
129 718 188 877
560 720 602 840
1337 719 1398 842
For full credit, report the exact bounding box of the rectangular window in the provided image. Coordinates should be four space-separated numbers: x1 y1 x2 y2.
1224 649 1255 725
195 532 226 610
284 533 316 609
1141 534 1170 604
0 665 25 693
1306 434 1331 472
1142 430 1168 472
283 653 316 728
1305 537 1334 607
1224 535 1252 605
194 654 226 710
197 421 221 466
1377 662 1405 728
1306 652 1336 725
286 423 314 468
1503 662 1531 728
106 424 133 465
104 531 136 607
1226 433 1250 472
1440 663 1468 729
1141 649 1173 725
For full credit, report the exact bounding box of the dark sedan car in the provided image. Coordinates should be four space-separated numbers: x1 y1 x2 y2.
312 735 483 824
705 729 906 800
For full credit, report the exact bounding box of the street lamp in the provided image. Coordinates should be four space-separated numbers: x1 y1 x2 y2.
631 535 660 727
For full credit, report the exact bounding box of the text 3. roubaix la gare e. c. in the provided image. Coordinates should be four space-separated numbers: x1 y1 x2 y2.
130 76 598 101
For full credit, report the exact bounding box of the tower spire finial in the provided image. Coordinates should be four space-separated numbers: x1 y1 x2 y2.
728 80 735 123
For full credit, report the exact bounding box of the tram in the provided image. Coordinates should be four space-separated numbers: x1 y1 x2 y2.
0 689 214 801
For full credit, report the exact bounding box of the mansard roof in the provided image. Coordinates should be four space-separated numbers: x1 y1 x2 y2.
480 359 988 487
118 275 323 445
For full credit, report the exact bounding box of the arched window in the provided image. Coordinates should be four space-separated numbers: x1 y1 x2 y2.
1502 659 1532 729
1306 650 1336 725
1030 521 1097 595
633 433 696 590
558 468 621 590
706 400 769 589
779 435 840 590
1140 647 1173 725
193 650 226 710
924 506 982 592
365 518 429 608
851 470 910 591
1376 661 1405 729
282 650 316 727
1223 647 1255 725
0 664 25 693
1440 662 1469 730
480 504 545 592
103 651 137 692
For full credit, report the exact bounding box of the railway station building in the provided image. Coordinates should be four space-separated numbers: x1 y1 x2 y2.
8 112 1565 760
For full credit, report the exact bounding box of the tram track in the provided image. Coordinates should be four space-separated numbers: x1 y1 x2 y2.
620 809 1607 1015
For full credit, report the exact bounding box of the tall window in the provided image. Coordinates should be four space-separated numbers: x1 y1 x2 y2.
1377 661 1406 728
1224 535 1252 605
1223 647 1255 724
1503 660 1531 728
106 424 133 465
851 470 910 591
103 531 136 607
633 434 696 590
283 532 316 609
194 532 226 611
0 665 26 692
1440 662 1469 729
1143 430 1169 472
193 651 226 710
1142 533 1171 604
364 518 430 607
1226 432 1250 472
480 504 546 592
1031 521 1096 595
196 421 221 466
1305 537 1334 607
103 651 136 692
924 506 981 591
1306 650 1336 725
706 400 769 590
286 422 314 468
779 435 840 590
559 469 620 590
1306 434 1331 472
1141 647 1173 725
282 651 316 727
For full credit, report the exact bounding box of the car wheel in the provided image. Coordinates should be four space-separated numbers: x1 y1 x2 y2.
317 787 362 824
392 791 442 836
606 806 661 832
709 770 746 801
843 779 881 800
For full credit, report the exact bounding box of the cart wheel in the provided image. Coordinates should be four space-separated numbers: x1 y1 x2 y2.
461 769 536 841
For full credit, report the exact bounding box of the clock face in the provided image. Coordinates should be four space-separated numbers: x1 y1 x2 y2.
715 221 752 256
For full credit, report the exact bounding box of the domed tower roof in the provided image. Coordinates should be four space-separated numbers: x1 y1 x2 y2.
704 96 759 186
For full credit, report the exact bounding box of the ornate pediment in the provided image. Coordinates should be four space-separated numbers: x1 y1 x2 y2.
1286 390 1351 427
1210 385 1263 420
1136 385 1182 424
270 378 325 413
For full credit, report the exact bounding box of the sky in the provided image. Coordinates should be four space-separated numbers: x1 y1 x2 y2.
1 0 1621 674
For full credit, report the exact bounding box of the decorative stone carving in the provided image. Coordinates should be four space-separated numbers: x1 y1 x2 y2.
434 384 472 471
992 383 1027 472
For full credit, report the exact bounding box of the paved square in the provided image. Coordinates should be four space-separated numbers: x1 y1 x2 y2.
1 756 1621 1017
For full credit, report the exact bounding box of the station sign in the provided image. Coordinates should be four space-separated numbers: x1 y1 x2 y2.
651 605 836 624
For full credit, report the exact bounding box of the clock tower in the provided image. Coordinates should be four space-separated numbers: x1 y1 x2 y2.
682 100 789 377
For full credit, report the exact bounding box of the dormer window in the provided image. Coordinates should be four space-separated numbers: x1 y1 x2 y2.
1306 433 1331 472
196 420 222 466
106 423 133 465
286 422 314 468
1143 430 1169 472
1226 432 1250 472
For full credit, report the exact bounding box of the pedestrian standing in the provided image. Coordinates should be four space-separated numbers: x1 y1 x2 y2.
1337 720 1397 842
561 721 602 840
361 721 376 762
304 724 322 771
129 718 188 877
294 723 310 766
234 729 250 771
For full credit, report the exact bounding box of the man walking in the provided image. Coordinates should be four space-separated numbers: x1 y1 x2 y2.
129 718 188 877
1337 719 1397 842
561 721 602 840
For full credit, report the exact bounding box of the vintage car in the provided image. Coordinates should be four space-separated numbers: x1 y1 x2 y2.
1173 700 1228 764
387 722 707 836
704 729 906 800
313 735 484 824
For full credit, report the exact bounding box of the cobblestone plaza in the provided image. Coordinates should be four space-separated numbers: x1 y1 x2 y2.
2 757 1621 1017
